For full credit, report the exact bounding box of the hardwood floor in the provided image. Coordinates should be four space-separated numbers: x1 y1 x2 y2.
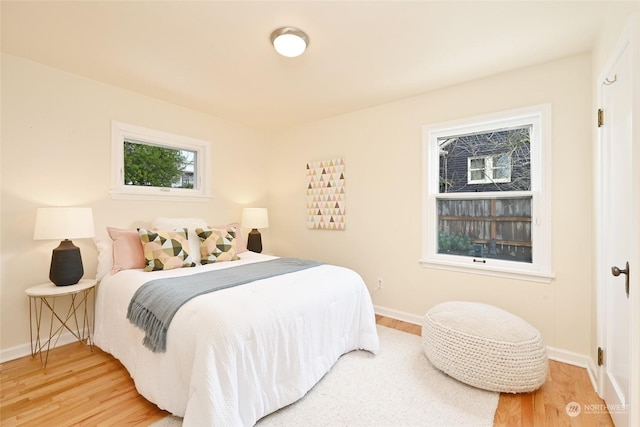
0 343 170 426
1 316 613 426
375 316 613 427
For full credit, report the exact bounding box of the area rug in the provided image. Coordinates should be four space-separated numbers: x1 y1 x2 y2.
152 325 499 426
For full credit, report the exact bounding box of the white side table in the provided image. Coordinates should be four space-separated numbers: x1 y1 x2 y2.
25 279 97 368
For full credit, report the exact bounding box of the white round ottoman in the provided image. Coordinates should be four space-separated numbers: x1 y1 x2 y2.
421 301 547 393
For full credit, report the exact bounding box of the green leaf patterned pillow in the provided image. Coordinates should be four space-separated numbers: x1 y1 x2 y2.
138 228 195 271
196 226 240 264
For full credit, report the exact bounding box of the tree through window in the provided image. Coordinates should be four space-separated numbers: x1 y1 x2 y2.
111 121 211 201
123 140 196 189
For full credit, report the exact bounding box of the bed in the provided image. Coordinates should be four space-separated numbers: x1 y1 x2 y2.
93 220 379 426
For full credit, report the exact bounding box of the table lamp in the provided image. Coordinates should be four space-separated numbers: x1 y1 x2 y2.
33 207 95 286
241 208 269 253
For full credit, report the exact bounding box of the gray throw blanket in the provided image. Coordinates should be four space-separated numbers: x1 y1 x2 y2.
127 258 322 352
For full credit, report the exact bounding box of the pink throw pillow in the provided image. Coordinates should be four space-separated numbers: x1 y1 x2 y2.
107 227 146 274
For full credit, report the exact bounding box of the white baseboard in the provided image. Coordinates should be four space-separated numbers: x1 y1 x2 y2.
0 331 79 364
375 305 599 392
547 346 599 392
374 305 423 326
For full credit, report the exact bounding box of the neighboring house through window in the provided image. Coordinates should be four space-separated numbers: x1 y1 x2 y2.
422 105 553 282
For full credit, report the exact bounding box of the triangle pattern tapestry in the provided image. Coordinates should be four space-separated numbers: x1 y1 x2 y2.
306 158 345 230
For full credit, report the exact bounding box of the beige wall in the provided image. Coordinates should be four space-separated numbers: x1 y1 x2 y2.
268 54 593 355
3 3 637 363
0 54 271 353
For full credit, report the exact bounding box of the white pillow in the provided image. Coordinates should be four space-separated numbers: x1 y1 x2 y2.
152 217 208 264
94 235 113 281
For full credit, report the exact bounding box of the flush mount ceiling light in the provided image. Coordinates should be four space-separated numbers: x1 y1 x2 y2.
270 27 309 58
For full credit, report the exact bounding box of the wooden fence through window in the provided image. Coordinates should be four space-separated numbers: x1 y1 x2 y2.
437 197 532 260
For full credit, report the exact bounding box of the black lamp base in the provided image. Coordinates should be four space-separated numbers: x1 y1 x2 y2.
50 239 84 286
247 229 263 253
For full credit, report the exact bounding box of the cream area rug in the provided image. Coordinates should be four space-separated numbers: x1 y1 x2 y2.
152 325 499 426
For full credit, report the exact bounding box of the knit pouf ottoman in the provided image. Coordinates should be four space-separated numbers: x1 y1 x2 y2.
421 301 547 393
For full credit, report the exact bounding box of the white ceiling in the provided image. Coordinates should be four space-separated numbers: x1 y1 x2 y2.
1 1 610 132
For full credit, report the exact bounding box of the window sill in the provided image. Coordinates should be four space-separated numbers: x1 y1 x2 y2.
419 259 555 284
109 190 214 202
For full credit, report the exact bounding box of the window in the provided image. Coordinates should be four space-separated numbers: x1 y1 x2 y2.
421 105 553 282
467 154 511 184
111 121 211 201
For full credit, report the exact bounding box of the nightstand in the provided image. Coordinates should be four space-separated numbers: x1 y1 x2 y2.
25 279 97 368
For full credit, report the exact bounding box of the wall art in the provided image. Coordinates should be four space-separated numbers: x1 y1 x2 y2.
306 158 345 230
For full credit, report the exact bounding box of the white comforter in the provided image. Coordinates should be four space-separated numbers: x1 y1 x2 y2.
93 252 379 426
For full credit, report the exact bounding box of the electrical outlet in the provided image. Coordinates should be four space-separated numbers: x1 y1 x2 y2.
376 278 384 289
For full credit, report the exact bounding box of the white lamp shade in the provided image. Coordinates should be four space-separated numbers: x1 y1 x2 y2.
33 207 95 240
241 208 269 229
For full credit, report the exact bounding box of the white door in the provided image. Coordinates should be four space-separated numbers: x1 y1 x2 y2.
599 32 633 427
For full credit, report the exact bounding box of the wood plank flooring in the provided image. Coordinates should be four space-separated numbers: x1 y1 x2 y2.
1 316 613 426
374 316 614 427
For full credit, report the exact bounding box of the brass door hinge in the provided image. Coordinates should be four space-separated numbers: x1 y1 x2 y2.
598 109 604 127
598 347 604 366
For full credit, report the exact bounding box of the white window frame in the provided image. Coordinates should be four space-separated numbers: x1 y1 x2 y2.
421 105 554 283
111 121 212 201
467 154 512 184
